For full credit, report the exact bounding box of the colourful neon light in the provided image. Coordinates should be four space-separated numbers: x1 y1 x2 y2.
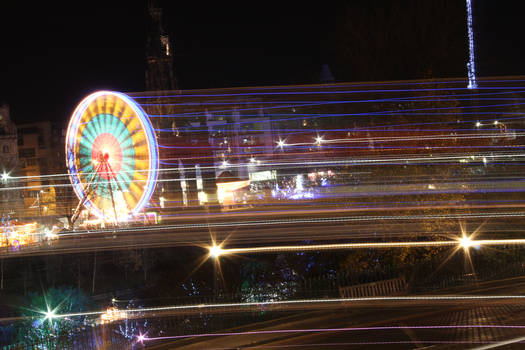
65 91 159 219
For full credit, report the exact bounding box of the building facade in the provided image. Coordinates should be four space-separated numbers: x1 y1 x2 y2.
0 104 23 219
16 121 67 221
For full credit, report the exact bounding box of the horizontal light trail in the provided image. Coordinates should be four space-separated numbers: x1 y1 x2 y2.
217 239 525 255
147 97 525 119
162 113 525 134
156 152 525 170
4 157 524 192
156 132 525 148
151 105 525 130
141 324 525 342
159 127 525 133
150 198 525 213
141 94 525 110
473 335 525 350
144 95 525 106
54 211 525 238
4 150 522 180
31 295 525 321
164 110 525 133
132 85 525 100
139 341 525 348
128 78 525 98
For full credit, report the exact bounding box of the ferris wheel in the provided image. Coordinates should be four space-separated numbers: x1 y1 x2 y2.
65 91 159 224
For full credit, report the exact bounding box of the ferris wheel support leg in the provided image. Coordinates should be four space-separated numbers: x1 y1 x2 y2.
106 162 131 217
108 178 118 225
103 161 119 225
70 163 102 228
70 188 93 228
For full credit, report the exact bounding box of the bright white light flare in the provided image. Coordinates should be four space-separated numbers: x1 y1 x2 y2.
209 245 223 258
459 235 473 249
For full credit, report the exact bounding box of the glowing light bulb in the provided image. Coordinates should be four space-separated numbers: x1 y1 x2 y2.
459 235 473 249
277 139 286 148
209 245 223 258
44 309 56 321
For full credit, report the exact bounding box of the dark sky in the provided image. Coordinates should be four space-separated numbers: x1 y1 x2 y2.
0 1 523 125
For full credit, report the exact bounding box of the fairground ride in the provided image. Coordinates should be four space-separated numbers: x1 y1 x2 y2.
65 91 159 227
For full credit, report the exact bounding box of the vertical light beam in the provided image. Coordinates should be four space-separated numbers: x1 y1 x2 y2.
466 0 477 89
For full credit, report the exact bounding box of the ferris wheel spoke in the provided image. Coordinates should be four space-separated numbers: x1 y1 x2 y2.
127 138 148 150
78 161 93 173
120 138 135 152
81 124 98 145
114 124 129 143
78 146 92 158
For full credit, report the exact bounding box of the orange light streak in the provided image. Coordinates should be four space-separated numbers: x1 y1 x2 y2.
216 239 525 255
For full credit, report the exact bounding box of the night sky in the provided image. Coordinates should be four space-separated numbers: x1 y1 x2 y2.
0 1 523 124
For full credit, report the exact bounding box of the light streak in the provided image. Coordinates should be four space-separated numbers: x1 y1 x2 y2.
144 95 525 110
133 84 525 101
156 132 525 150
149 87 525 129
139 324 525 342
54 211 525 237
29 295 525 320
136 341 525 347
155 98 525 127
130 78 525 100
473 335 525 350
146 94 525 123
140 152 525 171
214 238 525 256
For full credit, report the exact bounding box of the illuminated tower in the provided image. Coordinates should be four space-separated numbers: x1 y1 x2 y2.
145 1 178 91
465 0 477 89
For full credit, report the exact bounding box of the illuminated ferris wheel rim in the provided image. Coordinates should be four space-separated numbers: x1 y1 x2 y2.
65 90 159 219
